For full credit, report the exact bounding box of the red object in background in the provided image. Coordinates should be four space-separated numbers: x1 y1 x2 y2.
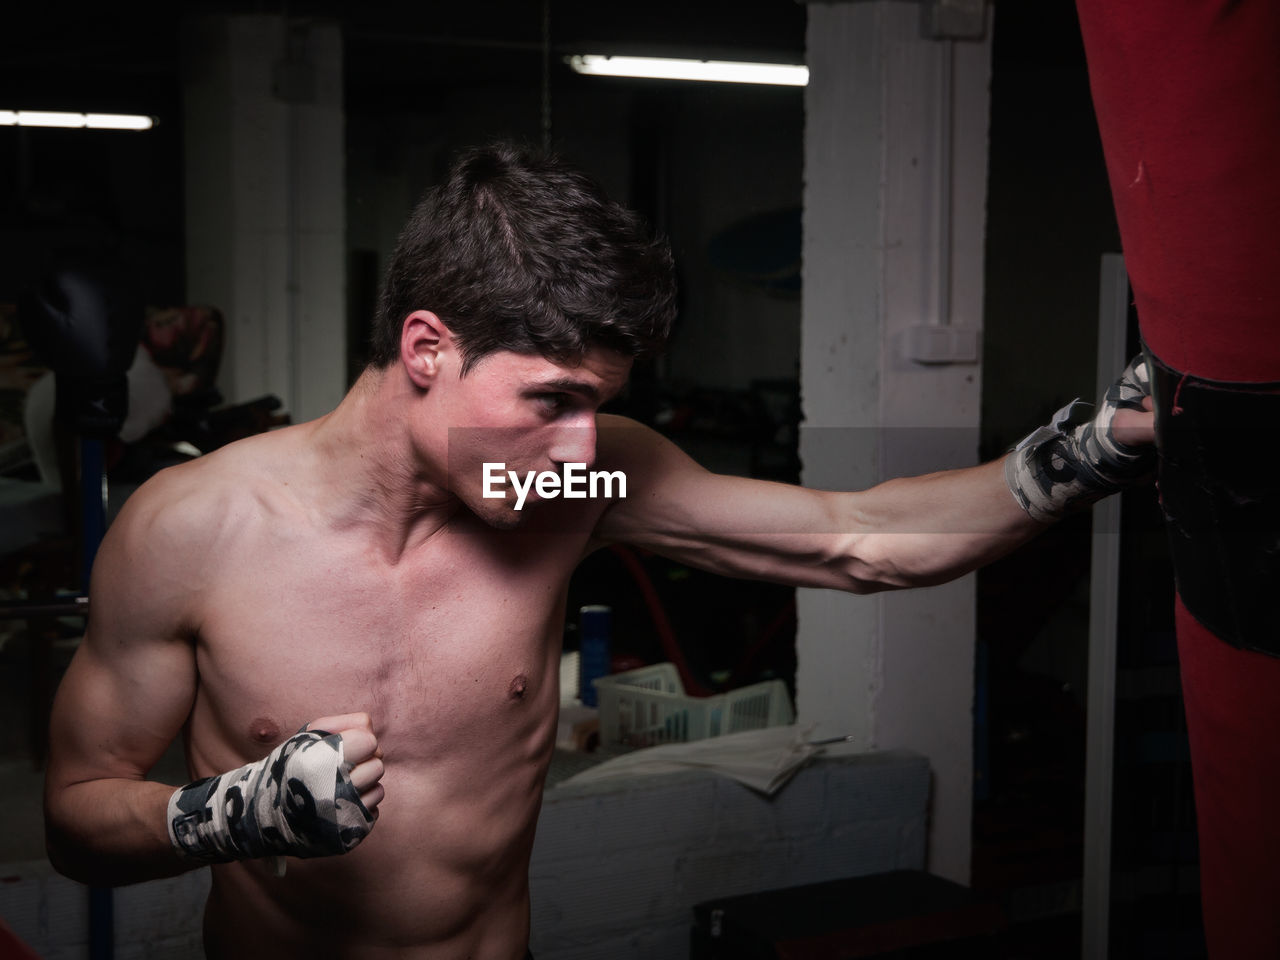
0 917 41 960
1176 598 1280 958
1076 0 1280 383
607 545 713 697
609 653 648 675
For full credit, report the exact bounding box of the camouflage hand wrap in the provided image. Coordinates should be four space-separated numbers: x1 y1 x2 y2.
1004 355 1154 523
167 728 374 864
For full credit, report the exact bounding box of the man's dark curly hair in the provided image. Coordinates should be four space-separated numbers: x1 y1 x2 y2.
370 141 677 374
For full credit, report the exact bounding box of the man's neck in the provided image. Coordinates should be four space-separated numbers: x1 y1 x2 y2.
307 366 461 562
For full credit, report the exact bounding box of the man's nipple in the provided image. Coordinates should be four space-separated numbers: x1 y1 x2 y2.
508 674 528 700
249 717 281 744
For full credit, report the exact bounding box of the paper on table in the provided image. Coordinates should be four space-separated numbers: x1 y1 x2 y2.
559 724 823 796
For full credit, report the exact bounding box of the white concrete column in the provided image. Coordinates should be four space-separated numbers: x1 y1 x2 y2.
183 16 345 424
798 1 992 883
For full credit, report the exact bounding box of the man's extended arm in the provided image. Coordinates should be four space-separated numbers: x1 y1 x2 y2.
594 430 1039 592
594 363 1154 592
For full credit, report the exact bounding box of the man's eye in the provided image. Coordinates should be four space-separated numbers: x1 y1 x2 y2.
537 394 570 413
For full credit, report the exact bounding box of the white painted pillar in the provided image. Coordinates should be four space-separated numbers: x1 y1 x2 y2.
183 16 346 424
798 1 992 883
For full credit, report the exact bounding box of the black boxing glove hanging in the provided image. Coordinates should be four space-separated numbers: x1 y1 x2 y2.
20 251 142 439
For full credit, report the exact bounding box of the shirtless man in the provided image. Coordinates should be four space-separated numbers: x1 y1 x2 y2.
42 142 1154 959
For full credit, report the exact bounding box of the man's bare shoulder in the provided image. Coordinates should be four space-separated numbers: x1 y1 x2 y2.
595 413 702 478
596 414 667 464
112 426 309 560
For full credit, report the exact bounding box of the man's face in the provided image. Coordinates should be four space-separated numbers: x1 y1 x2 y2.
433 346 633 529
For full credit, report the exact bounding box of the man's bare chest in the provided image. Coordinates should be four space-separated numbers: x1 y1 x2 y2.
186 522 581 766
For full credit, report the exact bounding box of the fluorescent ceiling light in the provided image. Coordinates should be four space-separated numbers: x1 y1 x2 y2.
0 110 154 130
566 55 808 87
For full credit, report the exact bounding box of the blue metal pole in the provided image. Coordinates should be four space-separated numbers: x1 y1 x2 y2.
79 438 106 589
79 436 113 960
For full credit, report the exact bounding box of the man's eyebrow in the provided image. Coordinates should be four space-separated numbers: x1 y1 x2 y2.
524 378 602 402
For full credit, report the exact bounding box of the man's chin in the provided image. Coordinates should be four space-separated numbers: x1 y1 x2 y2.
471 498 533 530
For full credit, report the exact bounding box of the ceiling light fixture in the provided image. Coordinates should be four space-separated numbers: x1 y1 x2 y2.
565 55 808 87
0 111 155 131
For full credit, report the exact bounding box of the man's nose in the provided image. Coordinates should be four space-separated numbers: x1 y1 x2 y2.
549 417 596 468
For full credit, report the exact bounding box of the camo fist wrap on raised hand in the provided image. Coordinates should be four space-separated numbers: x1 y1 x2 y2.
167 728 374 864
1004 355 1154 523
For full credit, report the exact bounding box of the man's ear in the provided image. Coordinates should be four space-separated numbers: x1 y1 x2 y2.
400 310 452 388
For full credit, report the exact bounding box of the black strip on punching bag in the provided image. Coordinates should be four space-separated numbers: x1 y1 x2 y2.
1148 348 1280 655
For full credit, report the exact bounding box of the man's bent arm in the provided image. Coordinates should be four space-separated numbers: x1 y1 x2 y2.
44 470 205 887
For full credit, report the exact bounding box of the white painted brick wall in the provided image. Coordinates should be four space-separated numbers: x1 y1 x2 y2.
0 750 928 958
529 749 930 959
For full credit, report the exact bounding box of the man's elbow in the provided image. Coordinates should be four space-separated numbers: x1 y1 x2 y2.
816 505 911 594
44 824 135 888
43 802 88 883
44 790 111 886
824 553 900 594
835 565 906 595
829 536 947 594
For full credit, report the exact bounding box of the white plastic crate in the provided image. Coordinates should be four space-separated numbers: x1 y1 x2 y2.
593 662 794 747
